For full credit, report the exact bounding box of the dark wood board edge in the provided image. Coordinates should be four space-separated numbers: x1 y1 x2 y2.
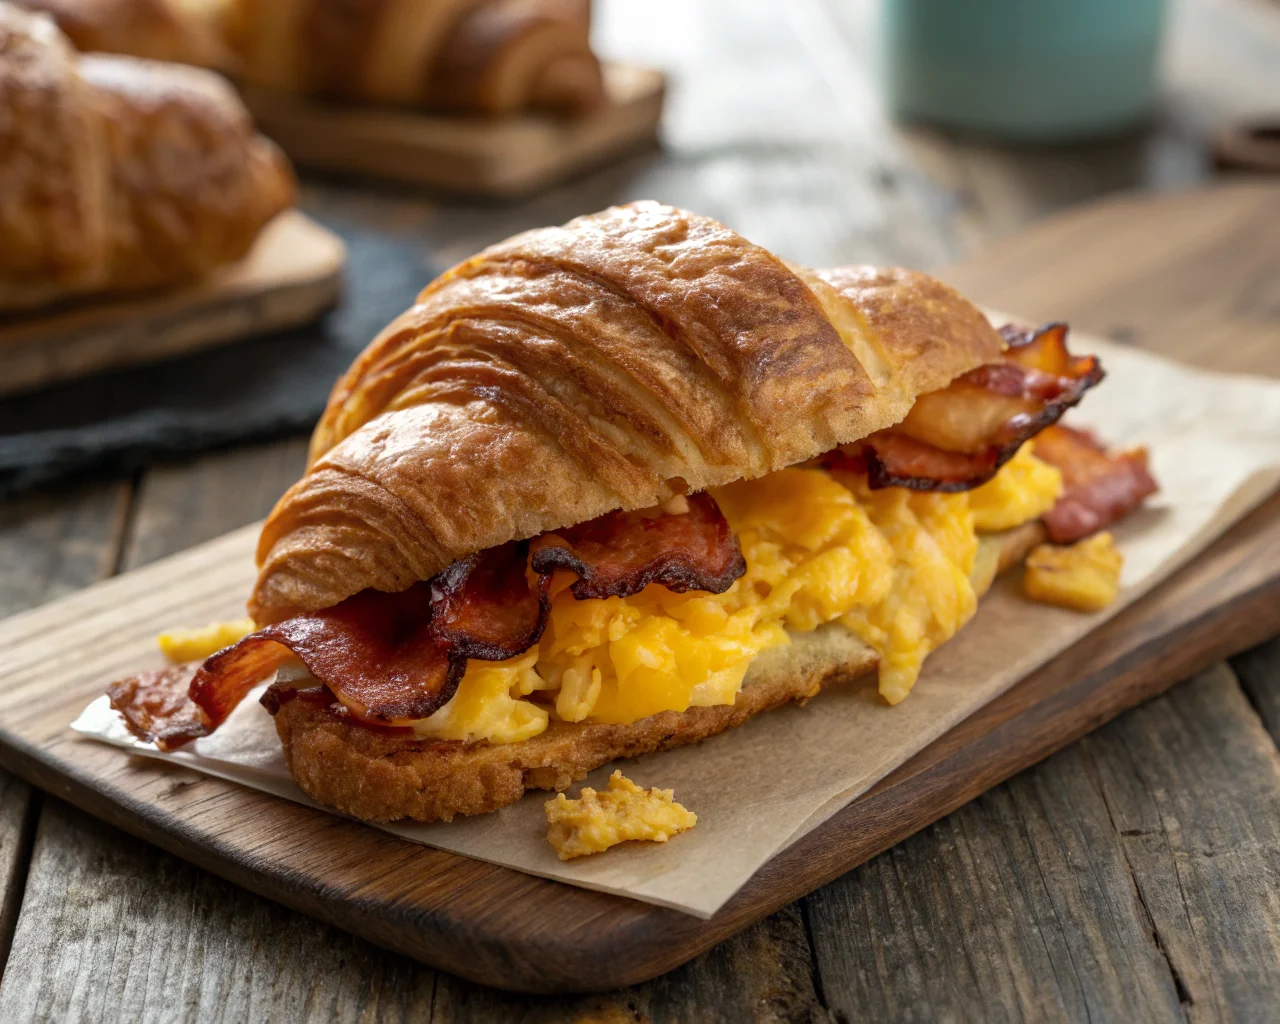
0 491 1275 993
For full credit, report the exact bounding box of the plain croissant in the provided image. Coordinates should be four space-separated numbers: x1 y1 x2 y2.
0 3 294 312
221 0 605 115
250 200 1003 625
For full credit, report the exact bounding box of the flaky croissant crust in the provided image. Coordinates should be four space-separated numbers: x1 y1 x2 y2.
250 201 1002 624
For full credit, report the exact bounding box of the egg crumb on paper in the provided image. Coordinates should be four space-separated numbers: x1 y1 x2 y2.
1023 532 1124 612
545 771 697 860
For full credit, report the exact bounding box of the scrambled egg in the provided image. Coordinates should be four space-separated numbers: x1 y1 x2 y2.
411 649 553 743
157 618 256 663
545 771 697 860
1024 532 1123 612
422 447 1065 741
968 445 1063 532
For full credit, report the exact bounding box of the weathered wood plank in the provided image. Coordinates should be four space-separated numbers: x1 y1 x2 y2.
0 798 437 1024
0 444 441 1022
805 727 1185 1020
2 0 1277 1016
0 485 130 619
428 905 830 1024
1232 637 1280 742
1088 663 1280 1022
121 440 309 571
0 482 130 987
805 664 1280 1023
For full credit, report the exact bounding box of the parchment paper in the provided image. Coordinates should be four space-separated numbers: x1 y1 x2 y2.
72 334 1280 918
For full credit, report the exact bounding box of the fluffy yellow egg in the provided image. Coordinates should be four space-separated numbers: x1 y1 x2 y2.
412 650 553 744
407 444 1063 742
968 446 1063 532
157 618 256 663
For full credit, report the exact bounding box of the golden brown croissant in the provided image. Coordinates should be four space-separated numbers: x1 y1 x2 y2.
0 3 295 311
221 0 604 115
10 0 228 66
251 201 1002 626
109 202 1148 825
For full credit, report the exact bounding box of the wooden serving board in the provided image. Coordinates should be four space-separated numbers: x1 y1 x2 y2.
0 212 345 399
0 183 1276 995
240 63 665 197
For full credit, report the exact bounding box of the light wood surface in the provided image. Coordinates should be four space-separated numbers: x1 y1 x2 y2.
0 183 1276 996
944 181 1280 375
1 0 1280 1017
242 64 665 198
0 213 345 399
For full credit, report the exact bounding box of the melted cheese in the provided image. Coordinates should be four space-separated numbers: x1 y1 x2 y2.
417 448 1064 742
1024 531 1123 612
545 770 697 860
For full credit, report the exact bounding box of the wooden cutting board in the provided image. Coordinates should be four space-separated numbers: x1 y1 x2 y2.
241 63 665 197
0 183 1276 995
0 212 345 399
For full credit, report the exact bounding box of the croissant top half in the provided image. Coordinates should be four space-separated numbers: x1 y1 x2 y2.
250 201 1003 625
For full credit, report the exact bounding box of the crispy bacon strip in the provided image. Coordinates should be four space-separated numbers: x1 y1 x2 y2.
829 323 1104 491
529 492 747 600
113 495 745 747
1033 425 1159 543
107 664 204 751
431 542 550 660
259 684 413 736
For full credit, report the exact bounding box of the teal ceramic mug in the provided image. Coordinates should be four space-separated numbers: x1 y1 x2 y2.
885 0 1168 142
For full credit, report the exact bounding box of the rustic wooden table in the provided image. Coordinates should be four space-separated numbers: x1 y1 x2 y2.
1 0 1279 1020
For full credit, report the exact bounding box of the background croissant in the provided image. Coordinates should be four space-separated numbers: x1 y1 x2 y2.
18 0 606 116
223 0 604 115
250 201 1003 625
0 3 295 312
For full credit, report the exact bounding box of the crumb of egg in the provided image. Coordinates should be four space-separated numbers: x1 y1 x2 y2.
545 770 697 860
157 618 256 663
1023 532 1123 612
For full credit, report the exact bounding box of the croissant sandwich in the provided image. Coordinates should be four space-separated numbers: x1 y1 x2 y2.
0 2 294 312
107 202 1158 824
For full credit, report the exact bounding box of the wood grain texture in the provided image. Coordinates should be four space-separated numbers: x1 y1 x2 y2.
0 213 345 400
121 440 309 572
943 182 1280 376
805 662 1280 1023
806 732 1190 1021
0 798 437 1024
0 480 129 1001
1086 663 1280 1021
0 485 130 619
1234 636 1280 741
241 64 664 198
0 180 1278 996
